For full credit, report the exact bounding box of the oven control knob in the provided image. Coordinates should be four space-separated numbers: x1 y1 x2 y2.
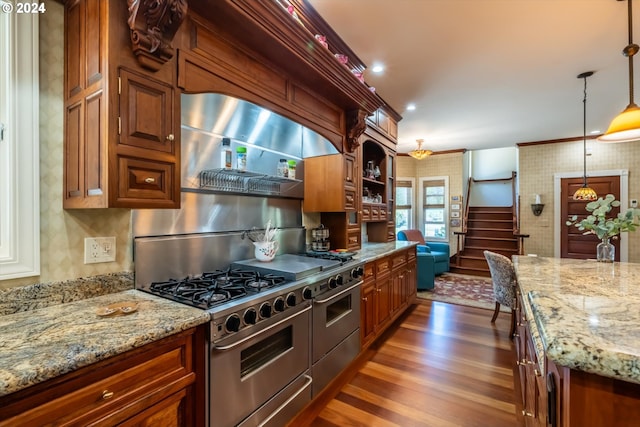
352 266 364 278
328 277 337 289
225 314 241 333
243 308 257 325
274 297 285 312
302 286 312 300
286 292 297 307
336 274 344 286
259 302 272 319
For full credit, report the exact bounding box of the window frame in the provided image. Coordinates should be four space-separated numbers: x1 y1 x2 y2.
395 177 415 233
419 176 449 242
0 12 40 280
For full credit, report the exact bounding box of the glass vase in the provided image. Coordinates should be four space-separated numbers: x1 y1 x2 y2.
596 237 615 263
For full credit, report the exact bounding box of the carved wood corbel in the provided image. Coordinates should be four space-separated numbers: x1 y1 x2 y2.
127 0 188 71
346 109 369 152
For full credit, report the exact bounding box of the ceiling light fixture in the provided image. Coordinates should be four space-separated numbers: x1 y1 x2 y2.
573 71 598 201
598 0 640 142
371 64 384 73
406 103 416 111
408 139 432 160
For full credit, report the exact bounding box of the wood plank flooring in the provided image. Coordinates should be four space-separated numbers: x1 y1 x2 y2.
305 300 521 427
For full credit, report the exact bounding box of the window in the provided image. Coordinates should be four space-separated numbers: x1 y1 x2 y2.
395 179 414 233
0 12 40 279
422 178 447 240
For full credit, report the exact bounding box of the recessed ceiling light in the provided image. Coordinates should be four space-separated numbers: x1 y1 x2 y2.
371 64 384 73
406 104 416 111
590 130 601 134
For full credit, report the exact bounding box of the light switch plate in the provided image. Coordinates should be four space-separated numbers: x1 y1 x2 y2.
84 237 116 264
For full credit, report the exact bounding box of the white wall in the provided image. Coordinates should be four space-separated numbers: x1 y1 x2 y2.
469 147 517 206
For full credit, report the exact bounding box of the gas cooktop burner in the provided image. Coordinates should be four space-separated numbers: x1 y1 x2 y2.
148 268 287 309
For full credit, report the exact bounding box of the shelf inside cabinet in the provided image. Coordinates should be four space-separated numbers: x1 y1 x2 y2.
363 177 384 186
199 168 301 196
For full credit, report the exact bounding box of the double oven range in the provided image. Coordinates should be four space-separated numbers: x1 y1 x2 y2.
135 234 363 427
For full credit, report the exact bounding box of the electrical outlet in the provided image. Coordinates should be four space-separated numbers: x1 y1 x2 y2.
631 199 638 208
84 237 116 264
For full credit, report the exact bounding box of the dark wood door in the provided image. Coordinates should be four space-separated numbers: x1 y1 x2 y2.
561 176 620 260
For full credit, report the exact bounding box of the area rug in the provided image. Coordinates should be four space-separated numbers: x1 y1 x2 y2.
417 272 507 311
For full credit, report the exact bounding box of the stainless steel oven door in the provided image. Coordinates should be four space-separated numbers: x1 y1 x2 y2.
312 281 361 363
210 303 311 427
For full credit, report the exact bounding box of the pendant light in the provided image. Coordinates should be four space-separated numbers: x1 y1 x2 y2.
573 71 598 201
408 139 432 160
598 0 640 142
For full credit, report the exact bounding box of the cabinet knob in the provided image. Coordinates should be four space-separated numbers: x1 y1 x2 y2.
144 177 156 184
377 288 382 293
522 410 533 417
102 390 114 400
362 297 368 302
534 369 541 377
166 134 175 141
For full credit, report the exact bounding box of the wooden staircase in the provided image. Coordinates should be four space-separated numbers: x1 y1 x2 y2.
449 206 519 277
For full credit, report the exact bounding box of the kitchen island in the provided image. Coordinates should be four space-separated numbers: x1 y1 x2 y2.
513 255 640 427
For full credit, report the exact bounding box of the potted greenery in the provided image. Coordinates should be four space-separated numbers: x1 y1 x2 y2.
566 194 640 262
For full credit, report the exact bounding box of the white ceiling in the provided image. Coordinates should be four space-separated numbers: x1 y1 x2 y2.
306 0 634 154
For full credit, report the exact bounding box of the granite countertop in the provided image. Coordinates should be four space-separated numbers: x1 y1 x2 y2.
0 289 210 397
512 255 640 384
357 241 417 263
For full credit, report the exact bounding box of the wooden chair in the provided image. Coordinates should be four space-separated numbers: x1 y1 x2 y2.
483 250 517 337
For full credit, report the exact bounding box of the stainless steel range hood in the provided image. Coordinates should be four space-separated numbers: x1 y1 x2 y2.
181 93 339 159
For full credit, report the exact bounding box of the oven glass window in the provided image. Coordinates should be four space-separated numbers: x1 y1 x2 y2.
241 326 293 378
326 294 352 326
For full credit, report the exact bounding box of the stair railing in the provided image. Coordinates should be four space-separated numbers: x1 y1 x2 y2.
452 177 473 266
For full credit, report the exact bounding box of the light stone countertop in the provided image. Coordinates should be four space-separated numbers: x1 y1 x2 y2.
357 241 418 263
512 255 640 384
0 289 210 397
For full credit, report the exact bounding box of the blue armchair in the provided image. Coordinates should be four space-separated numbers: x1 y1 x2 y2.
398 229 450 290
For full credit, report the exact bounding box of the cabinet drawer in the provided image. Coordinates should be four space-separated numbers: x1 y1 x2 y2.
378 207 387 221
117 156 176 204
1 332 196 427
347 230 361 251
363 263 375 283
406 248 416 261
392 253 406 269
361 205 371 221
344 189 356 210
376 257 390 277
370 206 380 220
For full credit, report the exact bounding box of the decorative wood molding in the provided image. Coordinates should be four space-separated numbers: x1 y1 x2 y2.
127 0 188 71
346 109 368 152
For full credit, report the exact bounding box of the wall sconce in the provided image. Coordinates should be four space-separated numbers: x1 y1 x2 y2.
531 194 544 216
531 204 545 216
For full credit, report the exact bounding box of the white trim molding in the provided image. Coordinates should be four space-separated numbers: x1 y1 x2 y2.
553 170 629 261
0 13 40 279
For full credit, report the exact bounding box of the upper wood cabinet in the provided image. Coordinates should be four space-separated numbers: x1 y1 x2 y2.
63 0 180 209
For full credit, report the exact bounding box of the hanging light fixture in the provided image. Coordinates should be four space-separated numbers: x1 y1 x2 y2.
408 139 433 160
598 0 640 142
573 71 598 201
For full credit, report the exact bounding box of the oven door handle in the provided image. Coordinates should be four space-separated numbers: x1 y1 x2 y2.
314 280 362 304
257 374 313 427
213 304 311 351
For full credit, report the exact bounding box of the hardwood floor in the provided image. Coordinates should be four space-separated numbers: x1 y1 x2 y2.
305 300 521 427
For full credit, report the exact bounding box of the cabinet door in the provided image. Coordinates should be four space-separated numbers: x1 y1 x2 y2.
344 153 357 188
119 68 175 153
376 275 392 327
360 281 377 349
405 258 417 304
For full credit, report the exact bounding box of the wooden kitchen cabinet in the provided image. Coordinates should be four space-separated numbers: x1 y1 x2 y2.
63 0 180 209
305 151 361 251
0 326 206 427
360 247 417 351
515 292 547 427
